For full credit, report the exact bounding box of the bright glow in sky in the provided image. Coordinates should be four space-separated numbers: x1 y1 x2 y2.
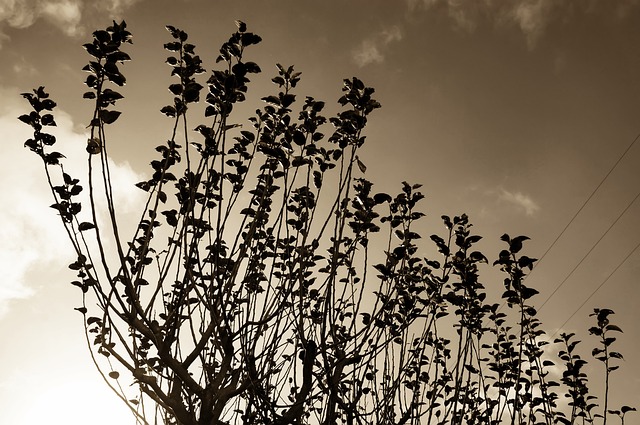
1 0 639 423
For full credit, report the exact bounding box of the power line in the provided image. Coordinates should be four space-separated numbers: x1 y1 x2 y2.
531 131 640 270
550 237 640 340
538 189 640 311
496 131 640 314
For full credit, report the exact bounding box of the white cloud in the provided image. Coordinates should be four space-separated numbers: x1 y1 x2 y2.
354 40 384 67
0 0 142 46
11 55 38 76
509 0 556 49
0 0 36 29
407 0 485 32
406 0 640 48
353 25 403 67
40 0 82 37
0 85 143 318
96 0 142 15
499 189 540 216
381 25 403 44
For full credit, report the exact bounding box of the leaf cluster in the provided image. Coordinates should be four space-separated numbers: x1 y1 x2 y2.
20 20 635 425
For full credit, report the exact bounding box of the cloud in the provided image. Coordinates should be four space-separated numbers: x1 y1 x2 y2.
499 189 540 216
407 0 487 32
406 0 640 48
0 85 143 318
508 0 556 49
0 0 142 46
353 25 403 67
11 55 38 76
95 0 142 15
40 0 82 37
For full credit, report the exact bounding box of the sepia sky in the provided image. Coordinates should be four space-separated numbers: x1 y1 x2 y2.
1 0 640 423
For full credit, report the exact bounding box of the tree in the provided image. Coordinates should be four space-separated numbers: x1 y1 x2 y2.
20 20 635 425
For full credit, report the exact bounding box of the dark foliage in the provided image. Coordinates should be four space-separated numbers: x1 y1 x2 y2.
21 21 635 425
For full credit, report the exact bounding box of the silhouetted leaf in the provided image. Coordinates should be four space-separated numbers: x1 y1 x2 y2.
41 114 56 126
87 138 101 154
374 193 392 204
169 83 183 96
313 171 322 189
164 41 181 52
45 151 65 165
509 235 530 254
99 109 121 124
79 222 96 231
521 286 539 300
160 105 177 117
606 324 623 333
235 20 247 32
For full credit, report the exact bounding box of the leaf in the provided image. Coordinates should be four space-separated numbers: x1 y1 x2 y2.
160 105 176 117
509 235 530 254
108 371 120 379
39 133 56 147
157 190 167 203
41 99 56 110
87 316 102 326
161 209 178 226
101 88 124 103
606 324 623 333
521 286 539 300
18 114 32 125
45 151 65 165
99 109 121 124
374 193 392 204
168 83 183 96
108 72 126 86
70 281 88 294
313 171 322 189
136 181 150 192
355 156 366 173
41 114 56 126
78 222 96 231
183 82 203 102
164 41 181 52
293 130 306 146
244 61 261 73
470 251 488 263
262 95 280 106
86 138 101 154
74 307 87 314
235 20 247 32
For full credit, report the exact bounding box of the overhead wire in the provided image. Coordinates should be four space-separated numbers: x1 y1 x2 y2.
537 189 640 311
529 131 640 271
534 130 640 337
549 237 640 340
496 131 640 314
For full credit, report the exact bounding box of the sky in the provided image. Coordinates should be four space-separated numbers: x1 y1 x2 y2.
1 0 639 423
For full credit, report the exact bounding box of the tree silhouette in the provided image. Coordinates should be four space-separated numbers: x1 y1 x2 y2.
20 20 635 425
